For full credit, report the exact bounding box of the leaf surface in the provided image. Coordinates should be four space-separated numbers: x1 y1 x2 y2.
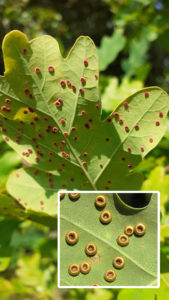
0 191 57 228
60 193 158 287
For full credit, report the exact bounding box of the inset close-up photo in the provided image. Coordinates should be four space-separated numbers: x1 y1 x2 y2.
58 192 159 288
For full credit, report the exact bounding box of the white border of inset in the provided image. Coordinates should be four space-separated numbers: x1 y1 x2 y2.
58 191 160 289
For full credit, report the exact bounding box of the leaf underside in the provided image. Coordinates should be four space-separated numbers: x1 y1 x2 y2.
0 30 168 220
60 193 158 287
0 191 57 228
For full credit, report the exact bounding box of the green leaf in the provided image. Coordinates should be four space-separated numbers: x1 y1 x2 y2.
0 30 168 222
117 273 169 300
16 253 49 290
161 223 169 242
0 150 20 185
142 166 169 210
164 117 169 140
0 278 13 298
0 218 20 272
121 28 155 78
160 245 169 274
0 252 57 298
98 30 126 71
0 191 26 221
60 193 158 286
160 209 169 244
0 191 57 228
0 253 11 272
135 156 165 173
102 77 143 112
86 289 115 300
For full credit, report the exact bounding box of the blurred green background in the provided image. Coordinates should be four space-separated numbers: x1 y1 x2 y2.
0 0 169 299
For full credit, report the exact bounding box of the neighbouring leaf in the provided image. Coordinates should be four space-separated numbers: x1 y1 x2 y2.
102 76 143 112
0 30 168 221
0 252 57 298
135 156 165 173
60 193 158 287
121 27 157 78
166 117 169 140
0 150 20 185
16 253 54 293
161 117 169 148
161 223 169 242
0 278 13 298
117 273 169 300
161 244 169 274
142 166 169 211
98 30 126 71
86 289 114 300
0 218 20 272
0 252 11 272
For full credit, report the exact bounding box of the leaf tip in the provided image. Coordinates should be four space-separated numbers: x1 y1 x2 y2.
2 30 28 74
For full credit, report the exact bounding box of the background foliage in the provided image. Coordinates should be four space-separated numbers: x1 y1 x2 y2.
0 0 169 299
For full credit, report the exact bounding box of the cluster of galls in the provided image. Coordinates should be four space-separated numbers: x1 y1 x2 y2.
65 231 125 283
117 223 146 247
62 193 147 285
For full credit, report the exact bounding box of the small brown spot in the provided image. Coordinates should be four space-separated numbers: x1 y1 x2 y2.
113 256 125 269
134 223 146 236
144 91 149 97
124 225 134 236
85 243 97 256
84 123 90 129
117 234 129 246
100 210 112 224
104 270 116 282
68 264 80 276
95 195 107 208
80 262 91 274
65 230 79 245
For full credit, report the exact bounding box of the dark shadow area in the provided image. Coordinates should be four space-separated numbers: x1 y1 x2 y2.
114 193 152 216
118 193 152 208
94 203 105 211
68 197 79 202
